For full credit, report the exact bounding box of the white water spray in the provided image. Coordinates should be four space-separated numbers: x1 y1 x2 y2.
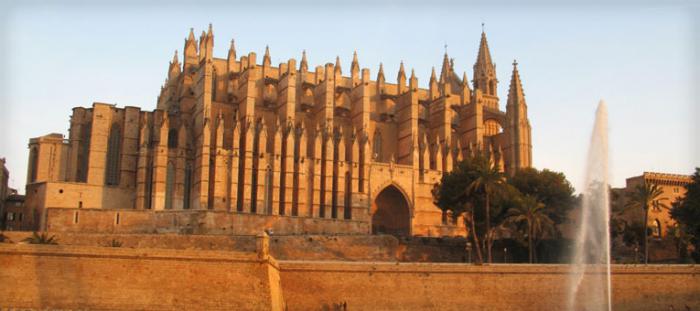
568 100 612 311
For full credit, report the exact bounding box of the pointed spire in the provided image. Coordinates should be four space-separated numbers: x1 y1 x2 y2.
169 50 181 78
397 61 406 81
335 56 342 74
351 51 359 70
462 71 468 86
300 50 308 71
228 39 236 60
440 52 451 82
508 59 525 101
207 23 213 37
263 45 271 66
476 30 494 69
377 62 385 82
187 28 195 42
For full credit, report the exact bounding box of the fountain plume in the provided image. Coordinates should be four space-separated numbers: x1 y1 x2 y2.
568 100 612 311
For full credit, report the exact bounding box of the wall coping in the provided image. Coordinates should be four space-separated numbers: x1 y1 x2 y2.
278 260 700 275
0 243 261 263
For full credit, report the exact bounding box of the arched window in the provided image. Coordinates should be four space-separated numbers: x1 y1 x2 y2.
264 166 273 215
105 124 121 186
168 129 178 148
652 219 662 238
165 162 175 209
489 80 496 96
344 171 352 220
183 164 192 210
28 147 38 183
372 130 382 161
484 119 502 136
77 123 91 182
211 69 218 101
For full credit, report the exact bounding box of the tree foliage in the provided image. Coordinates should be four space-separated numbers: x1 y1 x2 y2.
509 168 575 225
625 182 668 264
670 167 700 261
433 153 576 264
504 195 555 263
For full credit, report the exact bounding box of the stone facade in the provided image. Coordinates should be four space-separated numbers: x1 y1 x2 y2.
1 243 697 310
24 25 532 237
624 172 692 238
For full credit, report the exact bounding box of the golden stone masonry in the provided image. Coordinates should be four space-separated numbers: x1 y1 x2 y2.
23 25 531 236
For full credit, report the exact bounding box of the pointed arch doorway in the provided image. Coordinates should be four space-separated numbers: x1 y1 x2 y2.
371 185 411 236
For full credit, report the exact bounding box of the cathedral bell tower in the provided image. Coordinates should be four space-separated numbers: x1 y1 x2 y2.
473 28 498 102
504 60 532 176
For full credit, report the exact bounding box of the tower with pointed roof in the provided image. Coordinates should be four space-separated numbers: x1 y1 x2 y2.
504 60 532 175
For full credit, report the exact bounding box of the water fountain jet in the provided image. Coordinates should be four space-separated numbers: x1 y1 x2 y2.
568 100 612 311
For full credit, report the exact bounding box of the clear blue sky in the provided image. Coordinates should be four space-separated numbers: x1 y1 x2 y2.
0 1 698 193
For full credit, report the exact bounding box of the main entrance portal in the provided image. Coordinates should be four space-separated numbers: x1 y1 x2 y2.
372 185 411 236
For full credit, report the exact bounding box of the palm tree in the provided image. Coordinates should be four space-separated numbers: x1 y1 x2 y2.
625 182 668 264
468 155 504 263
464 204 484 264
505 195 554 263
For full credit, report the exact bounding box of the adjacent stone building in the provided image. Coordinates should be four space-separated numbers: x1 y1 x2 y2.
24 25 532 237
0 158 9 228
624 172 692 238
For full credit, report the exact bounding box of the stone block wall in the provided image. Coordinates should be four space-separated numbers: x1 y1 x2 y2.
0 243 285 310
42 208 370 235
0 239 697 310
279 262 700 311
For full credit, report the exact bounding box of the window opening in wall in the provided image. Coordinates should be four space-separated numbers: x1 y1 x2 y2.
344 171 352 220
168 129 178 148
265 166 273 215
6 212 14 221
372 130 382 161
79 201 83 209
184 165 192 209
59 189 64 194
165 162 175 209
115 212 120 225
28 147 38 183
105 124 122 186
74 211 79 224
653 219 662 238
19 213 23 222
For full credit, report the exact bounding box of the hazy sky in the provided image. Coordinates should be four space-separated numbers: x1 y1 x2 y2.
0 1 698 193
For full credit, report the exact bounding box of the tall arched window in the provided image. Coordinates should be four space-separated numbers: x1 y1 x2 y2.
653 219 662 238
168 129 178 148
77 123 91 182
372 130 382 162
28 147 38 183
211 69 218 101
344 171 352 219
264 166 273 215
105 124 121 186
183 164 192 210
165 162 175 209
